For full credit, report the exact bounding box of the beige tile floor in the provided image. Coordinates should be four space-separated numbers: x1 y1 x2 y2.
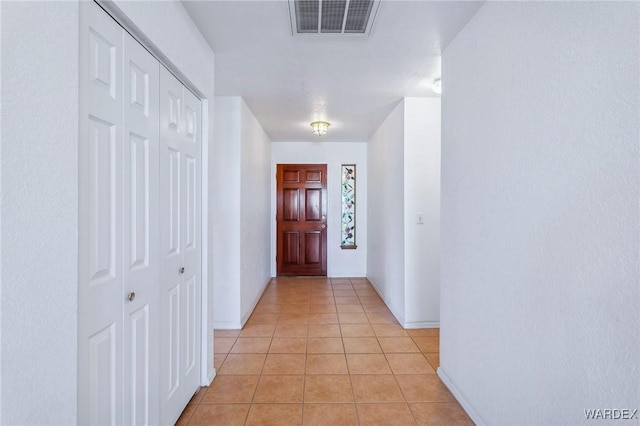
176 277 474 426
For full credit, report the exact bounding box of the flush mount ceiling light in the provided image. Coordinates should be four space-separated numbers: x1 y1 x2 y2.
311 121 330 136
432 77 442 95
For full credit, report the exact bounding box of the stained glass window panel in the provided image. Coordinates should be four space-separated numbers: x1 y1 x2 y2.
341 164 357 249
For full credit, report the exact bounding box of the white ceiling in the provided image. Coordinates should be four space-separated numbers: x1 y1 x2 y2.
182 0 484 142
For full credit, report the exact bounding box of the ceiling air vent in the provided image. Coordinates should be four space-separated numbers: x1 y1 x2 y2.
289 0 380 36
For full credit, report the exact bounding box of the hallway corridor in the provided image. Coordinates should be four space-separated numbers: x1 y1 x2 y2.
176 277 473 425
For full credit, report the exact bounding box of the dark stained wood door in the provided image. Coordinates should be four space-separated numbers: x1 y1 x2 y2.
276 164 327 276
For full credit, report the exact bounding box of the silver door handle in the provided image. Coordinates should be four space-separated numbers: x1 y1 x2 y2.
179 267 185 274
128 292 136 302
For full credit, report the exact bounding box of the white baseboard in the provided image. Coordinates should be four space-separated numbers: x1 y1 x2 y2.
269 274 367 278
206 369 216 386
437 367 484 425
403 321 440 329
328 274 367 278
213 322 242 330
366 276 406 326
240 277 273 326
214 278 273 331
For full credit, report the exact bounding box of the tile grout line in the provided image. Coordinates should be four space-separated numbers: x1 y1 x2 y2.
348 283 364 426
206 277 453 425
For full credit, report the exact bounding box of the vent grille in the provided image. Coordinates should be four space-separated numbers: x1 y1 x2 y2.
345 0 374 33
295 0 320 33
290 0 379 36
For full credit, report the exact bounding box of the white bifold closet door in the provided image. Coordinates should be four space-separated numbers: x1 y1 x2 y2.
78 2 201 425
122 33 161 426
159 67 202 424
78 4 126 423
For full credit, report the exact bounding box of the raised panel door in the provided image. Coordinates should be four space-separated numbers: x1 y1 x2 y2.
276 164 327 276
159 67 202 425
123 33 159 426
159 68 184 424
79 3 124 424
181 89 202 395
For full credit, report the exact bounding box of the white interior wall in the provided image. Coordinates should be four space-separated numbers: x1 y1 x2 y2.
1 1 216 422
367 98 441 327
213 97 242 327
271 141 368 278
367 101 406 322
213 97 272 328
1 3 80 424
403 98 441 327
440 2 640 425
240 100 272 323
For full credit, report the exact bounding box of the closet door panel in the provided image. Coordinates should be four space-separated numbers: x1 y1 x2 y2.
79 3 124 424
127 306 150 424
181 88 202 392
159 67 188 423
167 283 181 397
159 67 202 425
167 147 181 256
123 34 160 426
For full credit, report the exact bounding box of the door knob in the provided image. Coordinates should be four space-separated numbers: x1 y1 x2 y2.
127 292 136 301
179 267 185 274
321 224 326 229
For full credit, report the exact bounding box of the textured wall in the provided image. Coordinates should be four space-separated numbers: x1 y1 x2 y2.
271 141 368 277
212 97 272 328
440 2 640 424
213 97 242 327
367 99 442 327
367 101 406 322
240 100 272 322
1 3 80 424
404 98 441 327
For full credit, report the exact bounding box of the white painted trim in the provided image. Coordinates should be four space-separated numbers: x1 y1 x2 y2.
92 0 211 390
213 322 243 330
367 276 406 326
240 278 272 327
403 321 439 329
206 370 216 387
329 274 367 278
1 4 5 423
437 367 485 426
199 98 210 386
214 278 271 330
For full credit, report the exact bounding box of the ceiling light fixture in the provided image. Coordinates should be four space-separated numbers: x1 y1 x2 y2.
432 77 442 95
311 121 330 136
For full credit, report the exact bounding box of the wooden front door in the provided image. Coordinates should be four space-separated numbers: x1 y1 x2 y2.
277 164 328 276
